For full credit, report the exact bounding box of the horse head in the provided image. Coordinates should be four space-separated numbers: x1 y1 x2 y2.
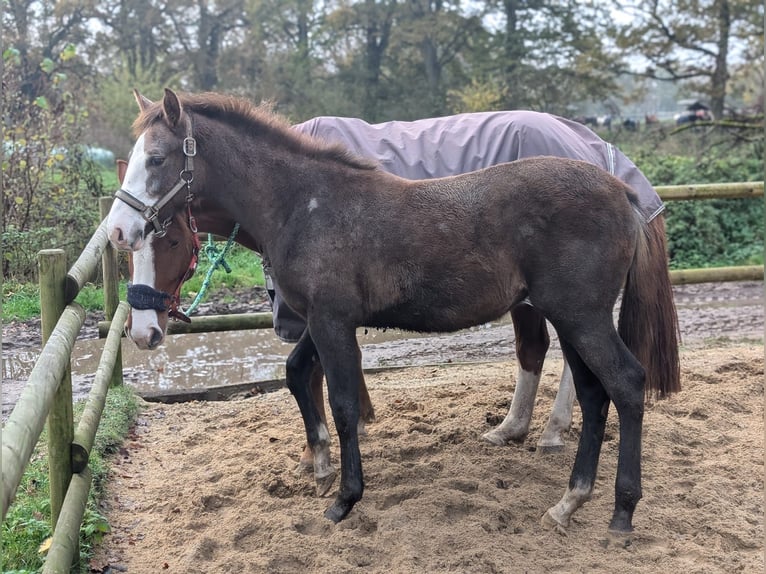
107 88 204 252
125 210 199 349
115 153 199 349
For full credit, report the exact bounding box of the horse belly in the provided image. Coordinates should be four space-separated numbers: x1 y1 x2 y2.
365 273 518 333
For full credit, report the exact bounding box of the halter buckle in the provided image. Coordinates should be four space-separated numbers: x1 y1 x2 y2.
183 136 197 157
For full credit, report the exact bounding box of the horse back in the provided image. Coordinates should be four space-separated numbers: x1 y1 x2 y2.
275 157 640 333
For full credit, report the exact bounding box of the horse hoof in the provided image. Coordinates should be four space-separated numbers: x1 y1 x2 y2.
315 469 337 497
605 528 634 548
481 430 508 446
293 460 313 476
324 501 350 524
541 510 568 536
536 442 565 454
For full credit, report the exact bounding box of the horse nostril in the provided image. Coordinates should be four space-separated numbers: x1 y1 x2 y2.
148 327 164 349
109 226 127 247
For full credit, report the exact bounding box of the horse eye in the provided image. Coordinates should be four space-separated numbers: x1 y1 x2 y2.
148 156 165 167
169 239 180 248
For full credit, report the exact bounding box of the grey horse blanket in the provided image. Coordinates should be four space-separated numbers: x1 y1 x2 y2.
265 111 664 341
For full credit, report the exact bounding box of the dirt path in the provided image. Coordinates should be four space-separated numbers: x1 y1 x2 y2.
92 345 763 573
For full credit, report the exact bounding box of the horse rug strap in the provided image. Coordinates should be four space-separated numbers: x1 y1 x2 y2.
127 282 172 312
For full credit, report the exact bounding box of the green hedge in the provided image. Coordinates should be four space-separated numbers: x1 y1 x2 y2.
632 147 763 269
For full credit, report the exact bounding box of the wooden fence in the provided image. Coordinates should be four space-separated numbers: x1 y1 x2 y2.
1 181 763 573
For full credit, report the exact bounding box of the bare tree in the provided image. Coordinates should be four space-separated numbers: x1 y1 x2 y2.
164 0 249 90
612 0 763 119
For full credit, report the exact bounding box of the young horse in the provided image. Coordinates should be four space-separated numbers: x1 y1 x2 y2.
107 89 680 534
125 202 577 482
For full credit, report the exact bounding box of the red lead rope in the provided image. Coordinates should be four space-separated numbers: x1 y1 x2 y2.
167 205 201 323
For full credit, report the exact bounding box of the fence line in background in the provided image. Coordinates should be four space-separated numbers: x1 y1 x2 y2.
656 181 763 201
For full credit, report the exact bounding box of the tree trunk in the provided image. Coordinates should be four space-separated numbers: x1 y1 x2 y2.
710 0 731 119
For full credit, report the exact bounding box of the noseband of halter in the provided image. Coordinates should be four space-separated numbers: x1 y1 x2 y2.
127 206 201 324
114 114 196 237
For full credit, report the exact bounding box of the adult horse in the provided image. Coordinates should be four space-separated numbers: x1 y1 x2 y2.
107 89 680 534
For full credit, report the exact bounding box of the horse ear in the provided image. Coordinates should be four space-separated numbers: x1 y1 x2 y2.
162 88 183 128
116 159 128 184
133 89 153 111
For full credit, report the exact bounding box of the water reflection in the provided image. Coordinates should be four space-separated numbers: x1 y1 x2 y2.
3 318 518 418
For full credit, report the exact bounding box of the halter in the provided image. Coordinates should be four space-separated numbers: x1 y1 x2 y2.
115 115 196 237
127 204 201 323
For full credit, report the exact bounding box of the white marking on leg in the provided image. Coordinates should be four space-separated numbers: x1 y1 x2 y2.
312 422 334 480
538 361 576 450
307 197 319 212
543 481 593 530
482 368 540 446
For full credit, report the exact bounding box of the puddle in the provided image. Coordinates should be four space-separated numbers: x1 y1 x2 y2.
3 318 523 419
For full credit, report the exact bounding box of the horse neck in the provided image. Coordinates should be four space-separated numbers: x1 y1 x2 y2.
193 116 333 255
190 113 373 255
192 202 260 252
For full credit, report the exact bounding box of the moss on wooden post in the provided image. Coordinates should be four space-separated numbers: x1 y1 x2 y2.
39 249 74 532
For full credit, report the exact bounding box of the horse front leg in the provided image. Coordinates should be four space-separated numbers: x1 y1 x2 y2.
309 316 365 523
285 331 336 496
297 361 328 472
482 303 548 446
300 361 375 473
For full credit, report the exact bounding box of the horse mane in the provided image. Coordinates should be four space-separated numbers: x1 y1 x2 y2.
132 92 378 172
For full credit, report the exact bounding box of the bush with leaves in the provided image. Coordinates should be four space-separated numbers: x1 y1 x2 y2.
2 44 104 281
630 139 763 269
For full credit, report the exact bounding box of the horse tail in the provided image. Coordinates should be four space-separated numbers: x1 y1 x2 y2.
618 214 681 399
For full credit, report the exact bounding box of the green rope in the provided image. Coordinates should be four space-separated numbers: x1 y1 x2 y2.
183 223 240 316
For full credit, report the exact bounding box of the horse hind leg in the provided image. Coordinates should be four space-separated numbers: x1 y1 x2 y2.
541 338 609 533
537 361 576 453
482 303 548 446
542 323 646 535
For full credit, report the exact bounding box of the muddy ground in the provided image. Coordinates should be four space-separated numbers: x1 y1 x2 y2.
90 345 763 573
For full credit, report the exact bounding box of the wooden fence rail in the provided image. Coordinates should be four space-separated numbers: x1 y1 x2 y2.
0 180 763 573
656 181 763 201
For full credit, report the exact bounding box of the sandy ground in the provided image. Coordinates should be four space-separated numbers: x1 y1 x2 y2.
91 344 763 574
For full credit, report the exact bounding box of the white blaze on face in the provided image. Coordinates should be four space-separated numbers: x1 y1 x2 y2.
127 234 164 349
107 133 151 250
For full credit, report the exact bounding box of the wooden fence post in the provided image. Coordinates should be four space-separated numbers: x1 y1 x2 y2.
39 249 73 532
100 197 123 386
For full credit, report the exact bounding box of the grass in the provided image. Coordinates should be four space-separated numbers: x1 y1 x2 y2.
2 384 140 573
181 241 265 300
1 242 265 323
